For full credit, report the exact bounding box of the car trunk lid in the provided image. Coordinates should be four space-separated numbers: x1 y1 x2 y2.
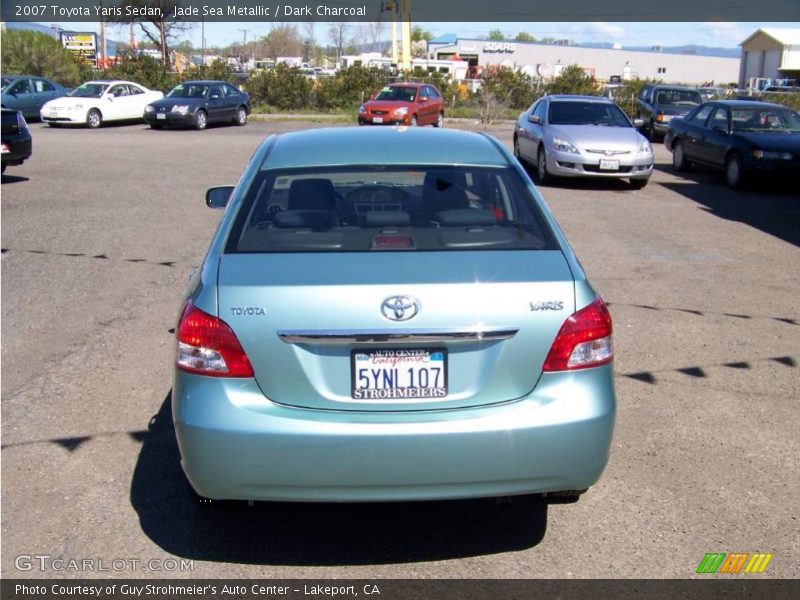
218 251 575 411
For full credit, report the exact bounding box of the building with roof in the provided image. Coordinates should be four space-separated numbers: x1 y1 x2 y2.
739 28 800 88
426 36 740 85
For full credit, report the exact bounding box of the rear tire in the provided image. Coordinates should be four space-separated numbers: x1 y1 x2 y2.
725 153 744 189
86 109 102 129
672 139 689 171
410 115 418 127
194 110 207 131
433 112 444 128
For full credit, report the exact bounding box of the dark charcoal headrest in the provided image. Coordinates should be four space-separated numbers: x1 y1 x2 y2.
288 178 337 211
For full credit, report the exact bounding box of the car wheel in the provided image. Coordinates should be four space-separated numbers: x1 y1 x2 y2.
537 146 551 185
672 140 690 172
410 115 418 127
149 123 163 130
235 106 247 126
646 121 657 142
630 177 650 189
194 110 207 131
86 109 102 129
1 164 6 174
725 153 745 189
433 112 444 128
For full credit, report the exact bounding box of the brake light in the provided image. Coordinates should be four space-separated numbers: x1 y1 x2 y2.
176 302 253 377
542 297 613 371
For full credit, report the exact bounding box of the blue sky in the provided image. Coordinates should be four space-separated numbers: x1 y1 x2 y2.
40 21 796 49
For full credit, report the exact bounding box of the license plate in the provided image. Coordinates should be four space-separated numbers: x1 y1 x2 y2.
599 158 620 170
156 113 166 120
372 117 383 124
1 144 9 154
351 348 447 399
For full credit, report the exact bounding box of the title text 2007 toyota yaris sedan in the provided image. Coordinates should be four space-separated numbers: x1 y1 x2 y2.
173 127 616 504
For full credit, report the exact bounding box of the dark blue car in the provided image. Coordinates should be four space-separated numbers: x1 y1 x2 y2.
1 75 68 120
665 100 800 188
143 80 250 130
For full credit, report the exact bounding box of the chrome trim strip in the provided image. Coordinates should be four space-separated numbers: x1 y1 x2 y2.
278 328 519 345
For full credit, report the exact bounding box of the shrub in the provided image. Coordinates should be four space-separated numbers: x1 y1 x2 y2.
1 30 88 87
481 67 541 110
102 52 178 92
546 64 600 96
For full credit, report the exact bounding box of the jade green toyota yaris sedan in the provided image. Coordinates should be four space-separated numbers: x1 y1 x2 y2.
173 126 616 504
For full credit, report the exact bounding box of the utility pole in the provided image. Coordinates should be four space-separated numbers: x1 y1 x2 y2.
238 28 251 68
400 0 411 72
98 0 106 68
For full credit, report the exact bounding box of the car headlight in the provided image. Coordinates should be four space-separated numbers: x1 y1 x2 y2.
552 137 579 154
637 142 652 154
655 113 671 123
752 150 792 160
172 105 190 114
394 106 409 116
358 105 366 114
144 105 155 113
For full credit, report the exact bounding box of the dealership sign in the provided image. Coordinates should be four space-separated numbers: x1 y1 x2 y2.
60 32 98 67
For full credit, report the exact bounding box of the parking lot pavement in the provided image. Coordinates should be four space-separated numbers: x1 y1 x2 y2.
2 120 798 578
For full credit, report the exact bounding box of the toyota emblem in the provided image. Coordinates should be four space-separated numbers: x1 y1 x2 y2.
380 296 420 321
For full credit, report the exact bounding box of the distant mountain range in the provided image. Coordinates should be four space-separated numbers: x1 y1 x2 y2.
577 42 740 58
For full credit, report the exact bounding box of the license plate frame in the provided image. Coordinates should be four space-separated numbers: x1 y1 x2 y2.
599 158 620 170
351 348 448 400
156 113 166 120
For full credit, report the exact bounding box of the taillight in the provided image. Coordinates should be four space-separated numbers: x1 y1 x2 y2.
176 302 253 377
542 297 613 372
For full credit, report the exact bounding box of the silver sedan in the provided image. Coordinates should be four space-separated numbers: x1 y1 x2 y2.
514 95 654 188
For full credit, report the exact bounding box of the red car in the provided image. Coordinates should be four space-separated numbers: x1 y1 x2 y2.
358 83 444 127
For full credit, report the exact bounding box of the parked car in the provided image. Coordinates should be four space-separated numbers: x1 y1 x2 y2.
358 83 444 127
173 127 616 504
1 75 68 119
514 95 653 188
636 84 703 141
40 80 163 128
665 100 800 188
1 109 32 174
143 80 250 130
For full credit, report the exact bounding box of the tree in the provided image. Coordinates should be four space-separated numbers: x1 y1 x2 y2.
546 64 599 95
411 26 432 43
1 30 88 87
487 29 505 41
328 23 349 60
515 32 536 43
365 22 386 53
262 24 303 59
118 1 193 65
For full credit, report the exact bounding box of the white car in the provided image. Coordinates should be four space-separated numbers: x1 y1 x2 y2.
40 80 164 128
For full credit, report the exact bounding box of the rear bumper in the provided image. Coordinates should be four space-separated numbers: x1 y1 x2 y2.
1 134 32 165
173 366 616 502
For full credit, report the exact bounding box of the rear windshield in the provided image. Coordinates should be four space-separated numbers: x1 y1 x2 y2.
375 87 418 102
225 166 558 253
549 102 631 127
655 89 702 106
